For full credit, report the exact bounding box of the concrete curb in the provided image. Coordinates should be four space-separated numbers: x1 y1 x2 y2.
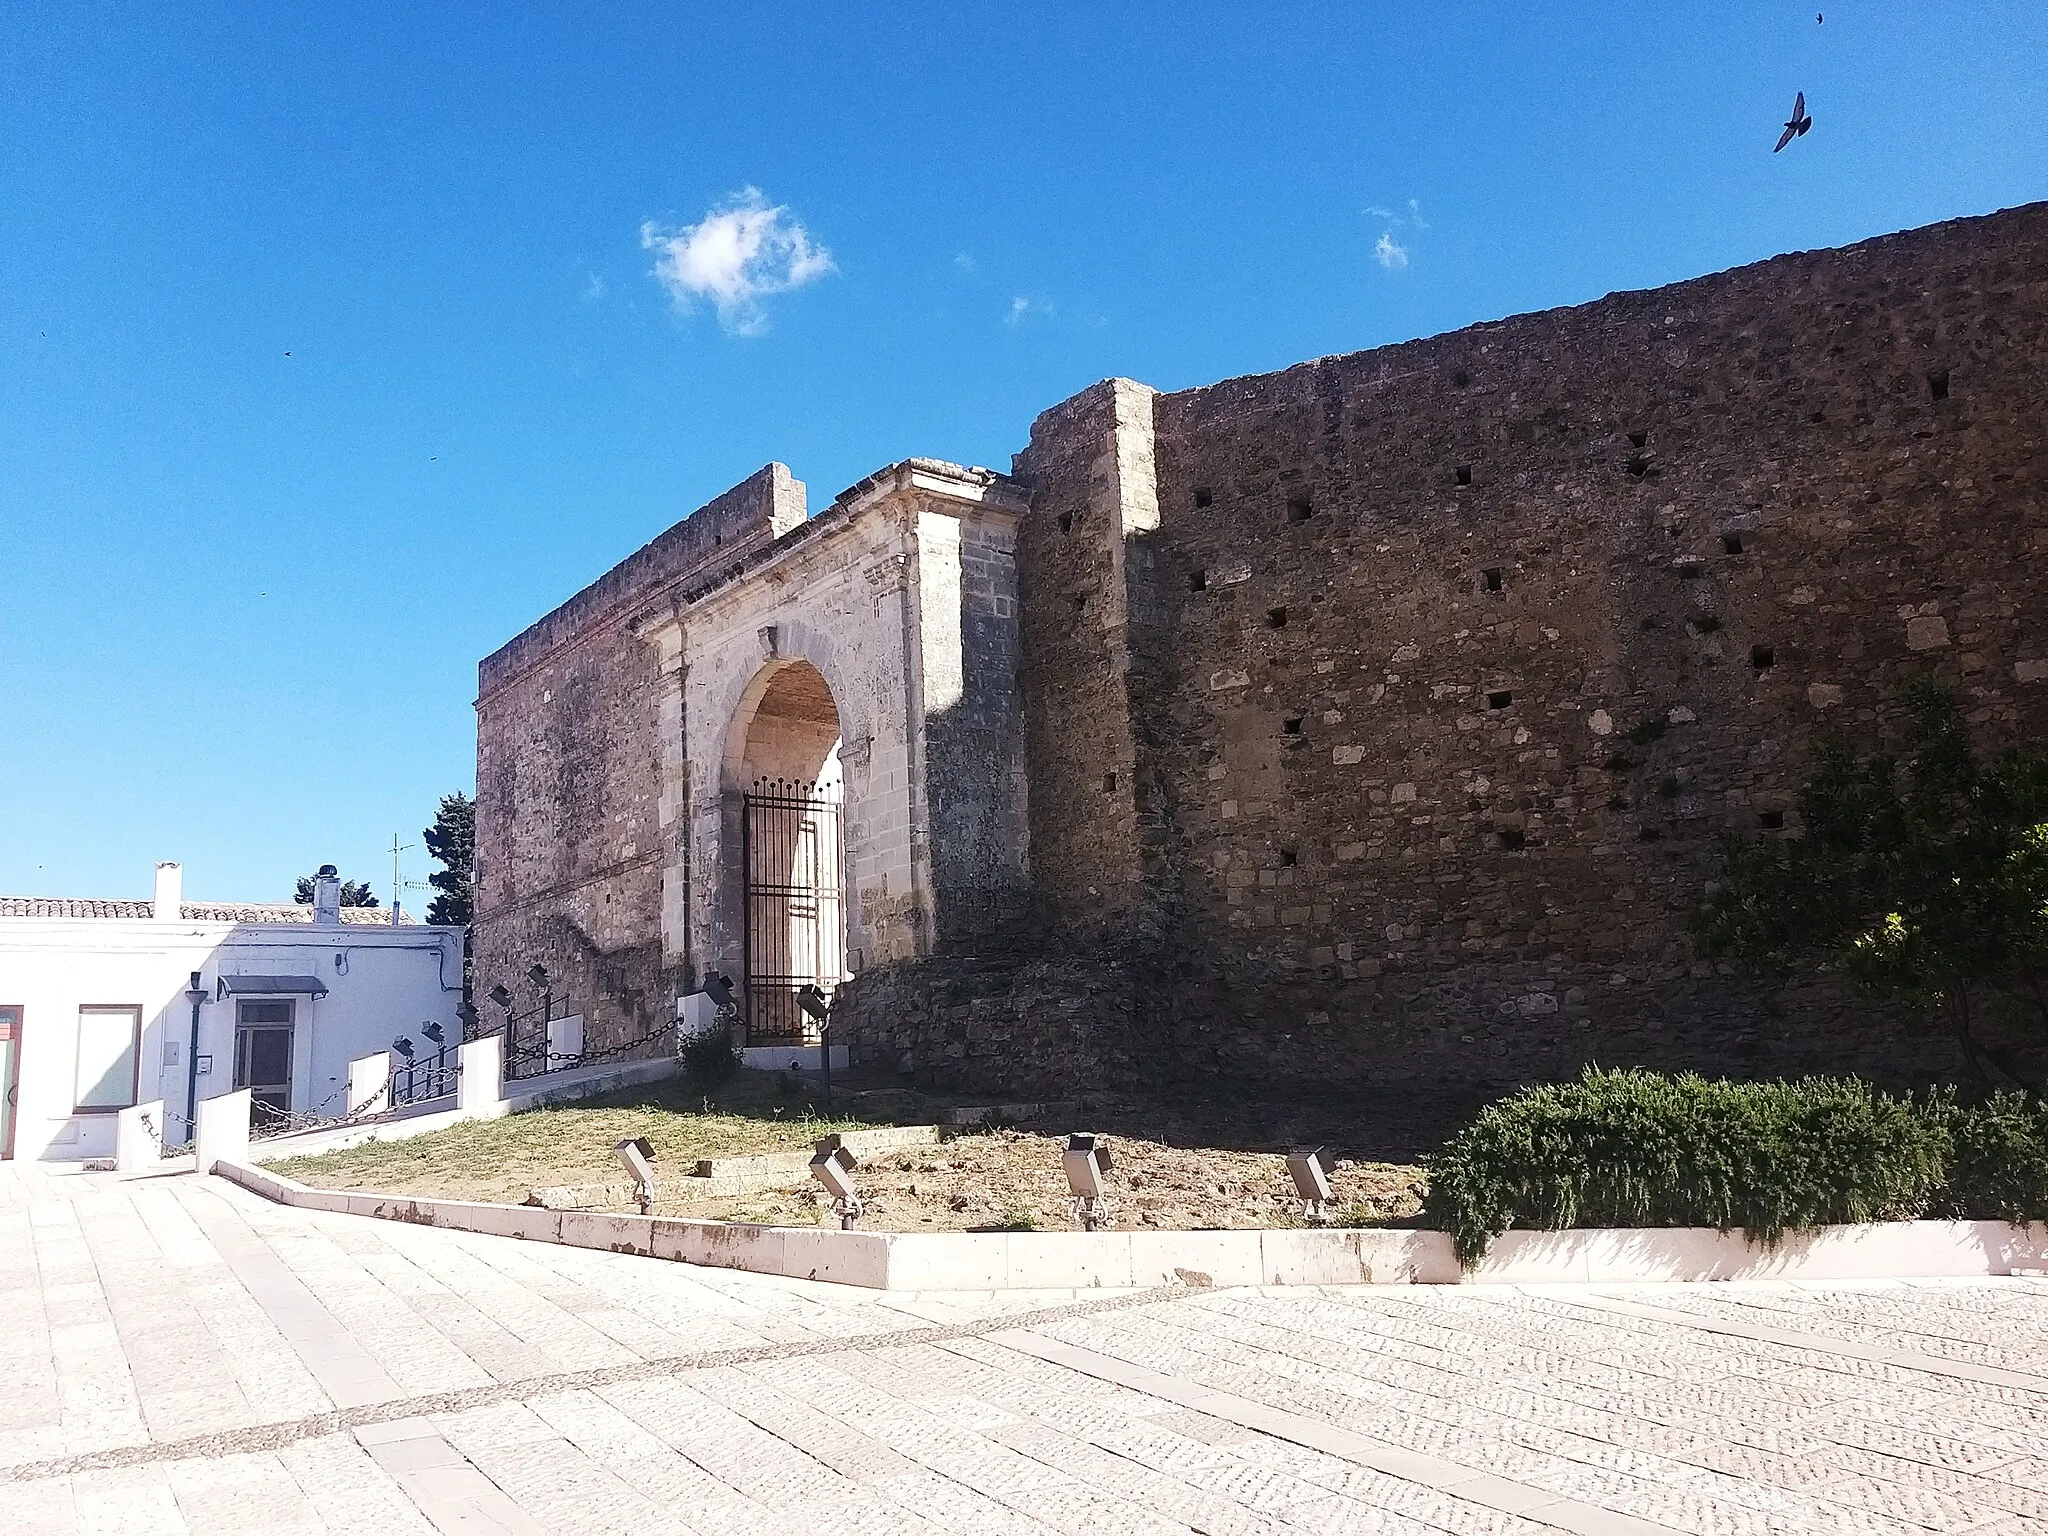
210 1160 2048 1292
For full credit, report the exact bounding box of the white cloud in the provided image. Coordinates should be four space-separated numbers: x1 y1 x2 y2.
1367 197 1425 272
1005 295 1054 327
581 271 606 303
953 251 975 272
639 188 834 335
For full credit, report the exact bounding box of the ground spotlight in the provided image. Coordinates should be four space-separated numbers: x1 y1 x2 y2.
1064 1133 1114 1231
1286 1146 1337 1224
809 1134 862 1228
613 1137 656 1215
703 971 736 1010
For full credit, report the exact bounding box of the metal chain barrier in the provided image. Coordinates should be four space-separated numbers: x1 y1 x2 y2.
249 1075 415 1142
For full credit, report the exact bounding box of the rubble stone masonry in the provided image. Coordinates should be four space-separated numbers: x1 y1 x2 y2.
479 203 2048 1094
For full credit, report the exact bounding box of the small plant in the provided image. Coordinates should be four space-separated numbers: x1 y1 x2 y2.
984 1203 1040 1232
679 1020 743 1095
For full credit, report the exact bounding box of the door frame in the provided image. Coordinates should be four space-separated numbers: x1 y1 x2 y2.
232 998 296 1121
0 1005 21 1161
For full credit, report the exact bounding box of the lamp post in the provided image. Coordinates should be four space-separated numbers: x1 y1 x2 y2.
796 983 833 1111
181 971 207 1137
488 983 514 1073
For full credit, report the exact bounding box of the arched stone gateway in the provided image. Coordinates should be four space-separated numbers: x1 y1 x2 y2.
726 660 845 1042
631 459 1033 1057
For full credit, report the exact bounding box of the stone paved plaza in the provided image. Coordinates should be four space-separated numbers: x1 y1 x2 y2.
4 1163 2047 1534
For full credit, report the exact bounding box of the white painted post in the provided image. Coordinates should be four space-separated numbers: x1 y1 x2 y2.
347 1051 391 1117
115 1099 164 1171
677 991 718 1041
546 1012 584 1071
457 1033 502 1114
195 1089 251 1173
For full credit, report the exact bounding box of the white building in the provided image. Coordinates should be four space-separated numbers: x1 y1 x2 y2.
0 862 465 1162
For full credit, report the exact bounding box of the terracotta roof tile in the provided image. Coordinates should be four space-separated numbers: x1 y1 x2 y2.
0 897 427 925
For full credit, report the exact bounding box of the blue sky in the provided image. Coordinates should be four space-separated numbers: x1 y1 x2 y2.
2 2 2042 905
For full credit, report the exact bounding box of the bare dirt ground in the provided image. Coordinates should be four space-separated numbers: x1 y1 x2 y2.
652 1126 1426 1232
271 1069 1452 1232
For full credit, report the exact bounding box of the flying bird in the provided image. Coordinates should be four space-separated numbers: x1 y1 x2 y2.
1774 91 1812 153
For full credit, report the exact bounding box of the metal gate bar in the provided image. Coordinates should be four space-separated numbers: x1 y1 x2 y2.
742 778 844 1045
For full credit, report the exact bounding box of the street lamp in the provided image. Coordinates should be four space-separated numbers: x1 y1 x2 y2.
181 970 207 1138
796 983 833 1110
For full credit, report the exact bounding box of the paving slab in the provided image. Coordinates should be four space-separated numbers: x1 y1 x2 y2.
5 1159 2048 1534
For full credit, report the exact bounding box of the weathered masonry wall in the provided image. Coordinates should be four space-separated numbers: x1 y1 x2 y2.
479 202 2048 1096
473 466 805 1050
1002 200 2048 1090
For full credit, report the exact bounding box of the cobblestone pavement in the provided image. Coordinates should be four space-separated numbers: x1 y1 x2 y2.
5 1164 2046 1535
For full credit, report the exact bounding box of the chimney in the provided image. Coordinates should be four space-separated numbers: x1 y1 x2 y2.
153 862 183 922
313 864 342 926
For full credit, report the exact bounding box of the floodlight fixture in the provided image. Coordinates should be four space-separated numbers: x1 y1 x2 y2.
392 1036 415 1060
809 1134 863 1228
487 983 513 1011
613 1137 656 1215
526 963 549 989
703 971 736 1010
1286 1146 1338 1224
1064 1133 1114 1232
795 984 830 1021
421 1020 445 1045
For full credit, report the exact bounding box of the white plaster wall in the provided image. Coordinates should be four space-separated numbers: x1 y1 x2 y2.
0 917 464 1160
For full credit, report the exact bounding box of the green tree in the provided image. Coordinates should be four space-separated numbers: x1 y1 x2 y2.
1697 680 2048 1086
423 791 474 927
424 791 476 1005
293 874 379 907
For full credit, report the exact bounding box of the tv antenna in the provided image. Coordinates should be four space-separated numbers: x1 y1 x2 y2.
387 834 429 925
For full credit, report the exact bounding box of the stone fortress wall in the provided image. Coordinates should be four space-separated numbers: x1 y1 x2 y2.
477 202 2048 1093
472 466 805 1049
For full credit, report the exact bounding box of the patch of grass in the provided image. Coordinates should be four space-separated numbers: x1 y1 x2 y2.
268 1070 886 1204
975 1203 1041 1232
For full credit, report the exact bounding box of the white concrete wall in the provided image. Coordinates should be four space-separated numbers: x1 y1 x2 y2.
0 913 465 1161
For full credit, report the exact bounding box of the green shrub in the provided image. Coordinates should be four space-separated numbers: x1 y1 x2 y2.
1923 1090 2048 1223
1422 1068 1951 1265
679 1020 743 1095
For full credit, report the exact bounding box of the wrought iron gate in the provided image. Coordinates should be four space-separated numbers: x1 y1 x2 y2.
742 778 844 1044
